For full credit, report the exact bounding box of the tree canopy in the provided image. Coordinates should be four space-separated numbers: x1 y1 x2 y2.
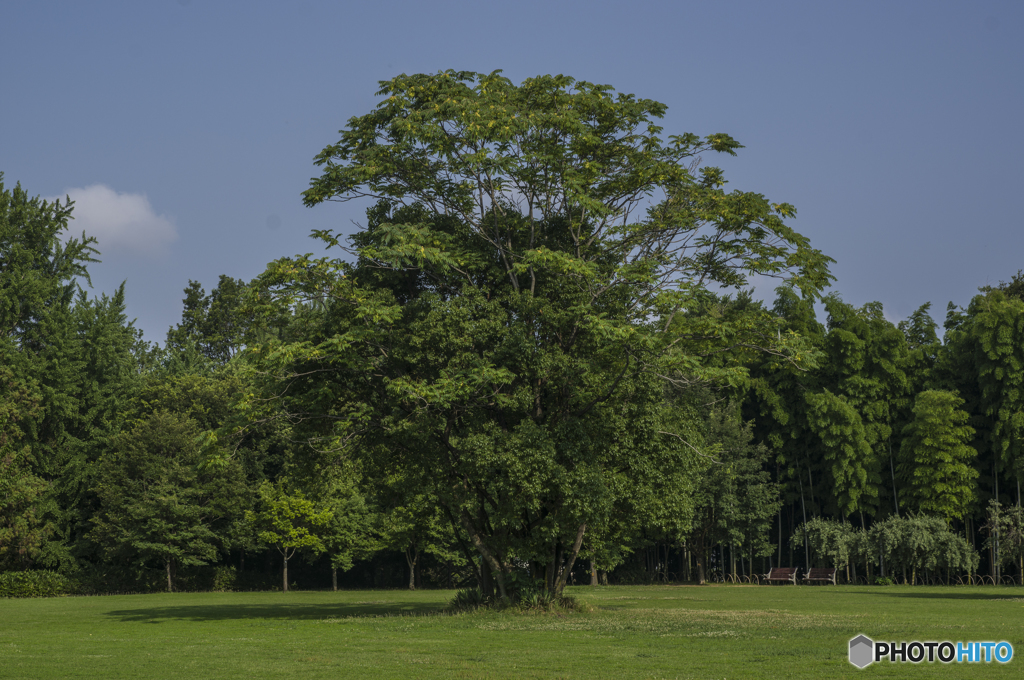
244 71 833 598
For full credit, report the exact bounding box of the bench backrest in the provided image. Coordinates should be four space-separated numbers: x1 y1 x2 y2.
805 568 836 578
767 567 797 577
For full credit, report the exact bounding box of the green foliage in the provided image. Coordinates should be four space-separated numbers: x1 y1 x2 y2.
791 517 856 569
448 586 487 611
0 364 51 570
898 390 978 521
246 482 332 591
446 584 584 613
0 570 79 598
983 501 1024 579
866 514 978 582
0 175 144 572
245 71 832 599
804 390 874 516
937 288 1024 502
0 449 50 571
794 514 979 583
88 412 249 591
687 403 781 581
309 466 377 574
969 292 1024 480
166 276 251 365
247 483 332 555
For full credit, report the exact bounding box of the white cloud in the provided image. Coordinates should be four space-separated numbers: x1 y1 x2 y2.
50 185 178 255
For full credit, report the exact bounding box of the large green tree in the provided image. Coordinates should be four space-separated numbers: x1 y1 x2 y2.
1 175 144 570
88 411 248 591
244 71 832 599
897 390 978 522
937 287 1024 523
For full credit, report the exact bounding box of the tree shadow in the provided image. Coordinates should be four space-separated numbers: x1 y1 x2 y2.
104 600 445 623
842 589 1023 601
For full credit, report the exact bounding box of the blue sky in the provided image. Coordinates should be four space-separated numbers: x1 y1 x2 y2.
2 0 1022 341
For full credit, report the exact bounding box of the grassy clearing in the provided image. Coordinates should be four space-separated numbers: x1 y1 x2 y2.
1 585 1022 679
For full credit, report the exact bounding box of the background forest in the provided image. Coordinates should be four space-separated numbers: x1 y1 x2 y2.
3 73 1023 598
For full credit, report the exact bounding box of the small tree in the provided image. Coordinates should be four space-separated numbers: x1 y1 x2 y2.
314 469 376 591
868 514 977 585
983 501 1024 584
247 483 332 592
791 517 856 573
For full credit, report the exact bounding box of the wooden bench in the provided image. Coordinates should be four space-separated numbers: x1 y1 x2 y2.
762 567 798 585
802 567 837 585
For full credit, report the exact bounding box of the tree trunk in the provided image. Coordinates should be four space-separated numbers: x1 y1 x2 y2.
861 512 869 582
889 441 900 517
480 559 495 599
808 466 816 513
554 523 586 596
283 554 289 593
405 546 419 591
798 473 810 569
462 517 507 599
788 505 794 567
589 558 598 586
332 568 338 592
166 559 173 593
995 462 1001 582
776 465 783 565
545 551 556 593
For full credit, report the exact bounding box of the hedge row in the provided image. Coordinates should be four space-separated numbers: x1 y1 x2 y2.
0 570 80 598
0 567 286 597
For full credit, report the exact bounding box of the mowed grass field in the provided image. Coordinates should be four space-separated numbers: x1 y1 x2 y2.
1 585 1022 679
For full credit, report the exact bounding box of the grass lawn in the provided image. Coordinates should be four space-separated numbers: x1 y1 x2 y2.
1 584 1022 679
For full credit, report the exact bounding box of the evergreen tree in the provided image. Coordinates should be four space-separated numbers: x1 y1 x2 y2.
166 276 250 364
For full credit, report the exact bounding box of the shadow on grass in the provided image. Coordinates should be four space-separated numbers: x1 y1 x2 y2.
841 588 1023 601
104 600 445 623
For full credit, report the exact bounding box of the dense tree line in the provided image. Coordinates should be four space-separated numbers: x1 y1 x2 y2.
2 73 1023 596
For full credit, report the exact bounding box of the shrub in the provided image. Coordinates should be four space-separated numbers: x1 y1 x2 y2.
447 586 587 613
0 570 80 598
449 587 486 611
